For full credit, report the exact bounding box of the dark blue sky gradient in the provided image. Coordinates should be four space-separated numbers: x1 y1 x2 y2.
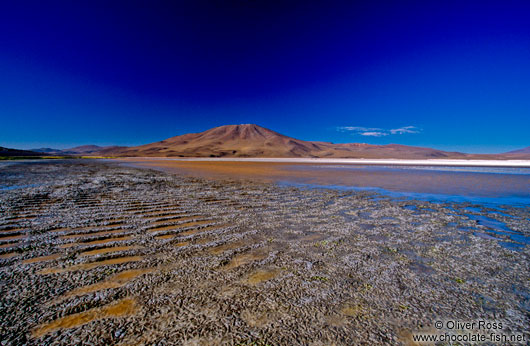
1 1 529 153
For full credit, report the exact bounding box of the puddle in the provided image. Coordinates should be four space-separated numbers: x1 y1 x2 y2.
499 241 525 250
208 241 244 255
39 256 143 274
403 205 417 211
222 249 268 270
60 229 128 240
244 268 280 285
489 210 516 218
58 268 154 300
32 297 138 338
175 241 190 247
465 213 529 247
80 246 140 257
23 253 62 264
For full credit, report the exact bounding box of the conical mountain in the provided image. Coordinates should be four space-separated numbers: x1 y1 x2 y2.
96 124 514 159
100 124 326 157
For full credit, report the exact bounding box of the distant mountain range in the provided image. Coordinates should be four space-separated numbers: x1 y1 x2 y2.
0 147 44 157
96 124 477 159
2 124 529 159
30 145 125 156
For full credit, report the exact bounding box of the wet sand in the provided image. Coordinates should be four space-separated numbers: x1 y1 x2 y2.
0 160 529 345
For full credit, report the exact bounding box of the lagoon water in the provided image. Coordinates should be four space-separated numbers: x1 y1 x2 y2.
281 164 530 206
124 159 530 206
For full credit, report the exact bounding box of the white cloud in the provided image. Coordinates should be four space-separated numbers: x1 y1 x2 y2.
337 126 382 132
361 131 388 137
338 125 421 136
390 126 420 135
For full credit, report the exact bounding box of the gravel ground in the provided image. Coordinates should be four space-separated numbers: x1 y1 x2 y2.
0 160 529 345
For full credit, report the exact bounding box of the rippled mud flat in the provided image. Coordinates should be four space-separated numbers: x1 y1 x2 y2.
0 161 529 345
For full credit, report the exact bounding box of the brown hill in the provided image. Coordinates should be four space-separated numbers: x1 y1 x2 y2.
97 124 500 159
99 124 325 158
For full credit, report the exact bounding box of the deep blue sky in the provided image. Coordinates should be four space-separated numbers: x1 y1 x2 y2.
1 1 529 153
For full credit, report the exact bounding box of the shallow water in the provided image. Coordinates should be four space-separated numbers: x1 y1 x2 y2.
463 213 529 245
123 160 530 206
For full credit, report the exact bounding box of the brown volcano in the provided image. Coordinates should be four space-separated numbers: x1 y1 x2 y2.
99 124 327 158
92 124 526 159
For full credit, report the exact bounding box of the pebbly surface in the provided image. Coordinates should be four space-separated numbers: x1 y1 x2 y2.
0 160 529 345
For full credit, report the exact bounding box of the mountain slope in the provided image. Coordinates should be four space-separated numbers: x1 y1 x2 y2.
99 124 328 158
505 146 530 154
503 146 530 159
97 124 484 159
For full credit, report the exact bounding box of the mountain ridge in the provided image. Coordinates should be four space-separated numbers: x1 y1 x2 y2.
95 124 527 159
8 124 529 159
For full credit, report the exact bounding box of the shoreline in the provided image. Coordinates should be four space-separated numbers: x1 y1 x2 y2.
114 157 530 167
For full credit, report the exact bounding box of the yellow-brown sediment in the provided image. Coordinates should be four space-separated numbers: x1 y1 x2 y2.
32 297 138 337
23 253 62 264
38 256 143 275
